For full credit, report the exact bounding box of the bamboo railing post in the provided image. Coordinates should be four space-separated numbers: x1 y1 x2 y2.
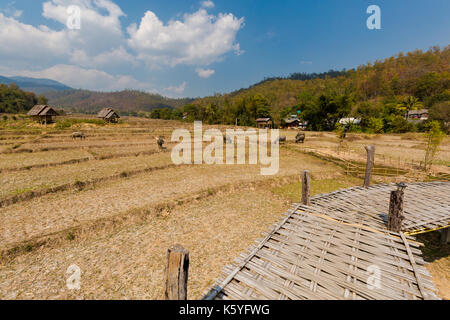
301 170 311 206
363 145 376 188
388 183 406 232
164 244 189 300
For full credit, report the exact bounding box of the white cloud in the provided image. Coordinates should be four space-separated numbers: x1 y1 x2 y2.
196 68 215 78
0 1 245 94
127 8 244 67
201 1 215 8
164 81 187 95
0 12 69 62
14 64 154 92
70 46 138 68
12 9 22 17
1 1 23 18
42 0 126 56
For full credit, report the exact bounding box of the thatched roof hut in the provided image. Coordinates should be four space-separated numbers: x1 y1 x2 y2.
97 108 120 123
27 105 59 124
256 117 272 129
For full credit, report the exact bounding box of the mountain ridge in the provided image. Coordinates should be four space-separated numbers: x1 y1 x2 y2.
0 75 72 94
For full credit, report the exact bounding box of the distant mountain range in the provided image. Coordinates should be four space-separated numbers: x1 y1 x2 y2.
0 75 72 94
0 75 193 113
44 89 194 114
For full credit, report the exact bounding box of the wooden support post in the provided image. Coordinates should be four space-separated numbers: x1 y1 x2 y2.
388 190 405 232
301 170 311 206
164 244 189 300
363 145 375 188
441 228 450 245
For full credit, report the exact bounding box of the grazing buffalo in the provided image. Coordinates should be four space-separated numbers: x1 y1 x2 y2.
156 137 165 149
223 135 232 144
274 136 287 144
295 132 305 143
72 132 86 140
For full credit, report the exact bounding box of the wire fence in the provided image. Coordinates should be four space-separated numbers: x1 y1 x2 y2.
294 145 450 183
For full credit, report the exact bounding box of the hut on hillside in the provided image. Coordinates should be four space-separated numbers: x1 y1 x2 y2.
97 108 120 123
407 109 428 121
256 118 273 129
27 105 59 124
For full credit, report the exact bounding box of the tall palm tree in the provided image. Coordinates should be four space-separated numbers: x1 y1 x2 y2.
397 96 423 119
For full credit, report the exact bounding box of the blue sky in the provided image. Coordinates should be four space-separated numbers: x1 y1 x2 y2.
0 0 449 98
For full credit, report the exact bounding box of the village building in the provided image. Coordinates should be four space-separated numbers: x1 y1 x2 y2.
27 105 59 124
285 118 300 129
407 109 428 121
255 118 273 129
339 117 361 125
97 108 120 123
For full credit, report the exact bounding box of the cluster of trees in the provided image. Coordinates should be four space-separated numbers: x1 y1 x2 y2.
150 93 273 127
0 84 47 114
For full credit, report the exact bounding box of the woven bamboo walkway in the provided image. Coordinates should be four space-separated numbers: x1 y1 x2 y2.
205 182 449 300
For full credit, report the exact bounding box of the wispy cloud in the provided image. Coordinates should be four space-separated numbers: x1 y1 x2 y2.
201 1 215 9
196 68 215 78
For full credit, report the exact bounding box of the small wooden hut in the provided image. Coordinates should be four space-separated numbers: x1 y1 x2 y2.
256 118 273 129
27 105 59 124
97 108 120 123
284 118 300 129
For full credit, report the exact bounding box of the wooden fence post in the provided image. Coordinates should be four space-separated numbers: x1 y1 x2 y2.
363 145 376 188
301 170 311 206
164 244 189 300
388 184 406 232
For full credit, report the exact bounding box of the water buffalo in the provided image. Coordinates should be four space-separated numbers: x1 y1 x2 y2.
223 135 232 144
273 136 287 144
72 132 86 140
295 132 305 143
156 137 165 149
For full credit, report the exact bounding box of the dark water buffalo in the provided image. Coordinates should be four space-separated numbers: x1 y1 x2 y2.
223 135 232 144
156 137 165 149
72 132 85 140
273 136 287 144
295 132 305 143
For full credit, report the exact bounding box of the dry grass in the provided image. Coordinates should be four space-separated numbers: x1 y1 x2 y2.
0 149 92 170
0 120 447 300
0 149 336 248
0 152 172 199
283 130 450 173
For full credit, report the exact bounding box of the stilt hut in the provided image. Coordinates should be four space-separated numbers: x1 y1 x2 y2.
97 108 120 123
27 105 59 124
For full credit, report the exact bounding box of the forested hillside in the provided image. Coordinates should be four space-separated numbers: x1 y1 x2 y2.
151 46 449 133
45 89 194 115
0 84 47 114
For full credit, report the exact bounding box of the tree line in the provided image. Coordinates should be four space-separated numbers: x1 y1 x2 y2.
150 46 449 133
0 84 48 114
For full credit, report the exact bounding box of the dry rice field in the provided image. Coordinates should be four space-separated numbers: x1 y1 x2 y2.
0 117 448 299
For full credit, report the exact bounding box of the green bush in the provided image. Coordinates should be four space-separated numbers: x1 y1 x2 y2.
55 118 106 129
367 117 384 133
